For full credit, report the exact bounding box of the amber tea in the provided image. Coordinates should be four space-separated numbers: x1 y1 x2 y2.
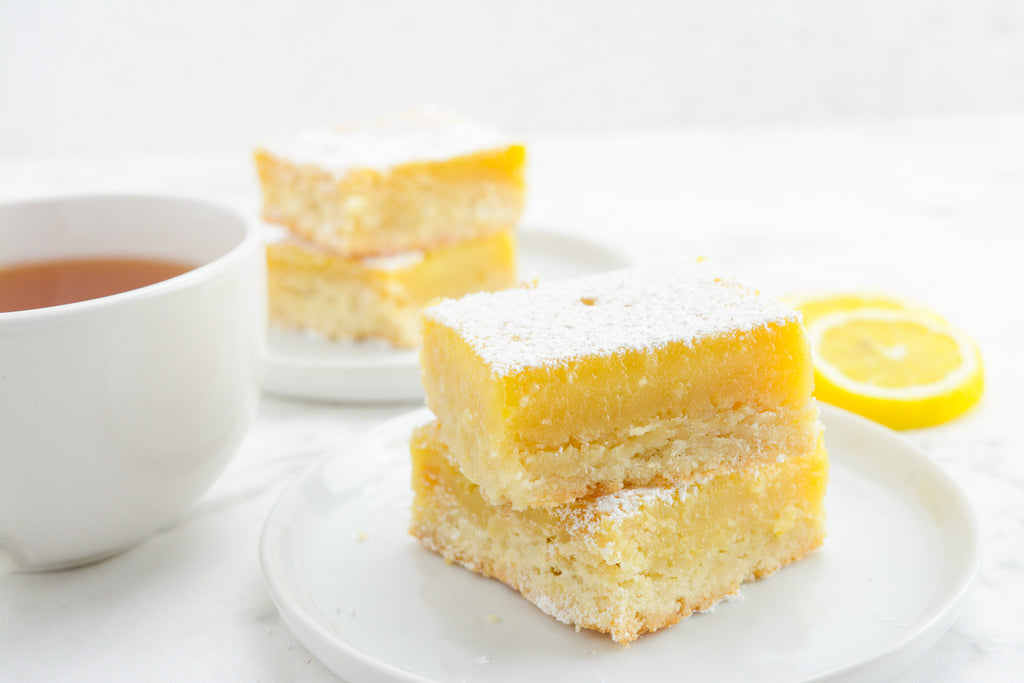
0 256 194 313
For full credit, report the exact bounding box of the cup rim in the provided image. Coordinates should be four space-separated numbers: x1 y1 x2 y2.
0 192 262 322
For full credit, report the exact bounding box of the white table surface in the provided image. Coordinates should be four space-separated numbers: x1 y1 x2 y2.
1 115 1022 681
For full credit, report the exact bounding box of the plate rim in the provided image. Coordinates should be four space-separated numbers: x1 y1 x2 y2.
259 408 434 683
801 406 982 682
259 404 982 683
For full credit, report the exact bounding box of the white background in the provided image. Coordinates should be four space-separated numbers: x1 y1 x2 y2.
1 0 1022 155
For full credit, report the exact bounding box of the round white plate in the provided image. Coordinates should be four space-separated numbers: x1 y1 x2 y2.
260 405 982 683
262 228 629 403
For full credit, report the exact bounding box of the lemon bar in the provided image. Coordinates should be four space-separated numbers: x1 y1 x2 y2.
420 260 820 509
410 420 828 644
255 109 526 257
267 228 516 348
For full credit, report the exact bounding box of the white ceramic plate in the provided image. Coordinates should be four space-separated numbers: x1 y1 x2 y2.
262 228 629 403
260 405 981 683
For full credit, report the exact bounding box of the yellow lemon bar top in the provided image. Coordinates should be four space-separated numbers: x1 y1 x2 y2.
255 108 526 257
267 227 516 348
410 420 828 644
420 259 820 508
259 107 520 172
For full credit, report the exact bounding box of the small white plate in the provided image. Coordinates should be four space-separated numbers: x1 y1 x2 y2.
262 228 629 403
260 405 982 683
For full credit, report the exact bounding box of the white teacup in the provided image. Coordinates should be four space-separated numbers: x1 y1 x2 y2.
0 194 266 571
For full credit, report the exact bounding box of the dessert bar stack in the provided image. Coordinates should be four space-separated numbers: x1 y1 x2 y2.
254 108 526 347
410 260 828 643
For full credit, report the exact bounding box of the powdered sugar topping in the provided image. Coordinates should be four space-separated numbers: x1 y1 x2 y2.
588 486 680 521
361 251 425 270
424 260 800 373
263 223 424 270
259 106 520 172
557 484 690 536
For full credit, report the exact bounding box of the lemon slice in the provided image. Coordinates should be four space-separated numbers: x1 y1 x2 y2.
803 306 984 429
782 291 942 326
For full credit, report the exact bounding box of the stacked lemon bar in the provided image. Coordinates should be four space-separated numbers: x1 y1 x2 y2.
254 109 526 347
410 260 828 643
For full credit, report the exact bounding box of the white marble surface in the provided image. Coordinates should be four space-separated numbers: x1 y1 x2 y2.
1 115 1022 681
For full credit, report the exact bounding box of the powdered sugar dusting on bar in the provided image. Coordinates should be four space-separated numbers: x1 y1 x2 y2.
361 251 425 270
259 107 520 172
558 484 688 536
264 223 425 270
423 260 800 373
591 486 681 519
